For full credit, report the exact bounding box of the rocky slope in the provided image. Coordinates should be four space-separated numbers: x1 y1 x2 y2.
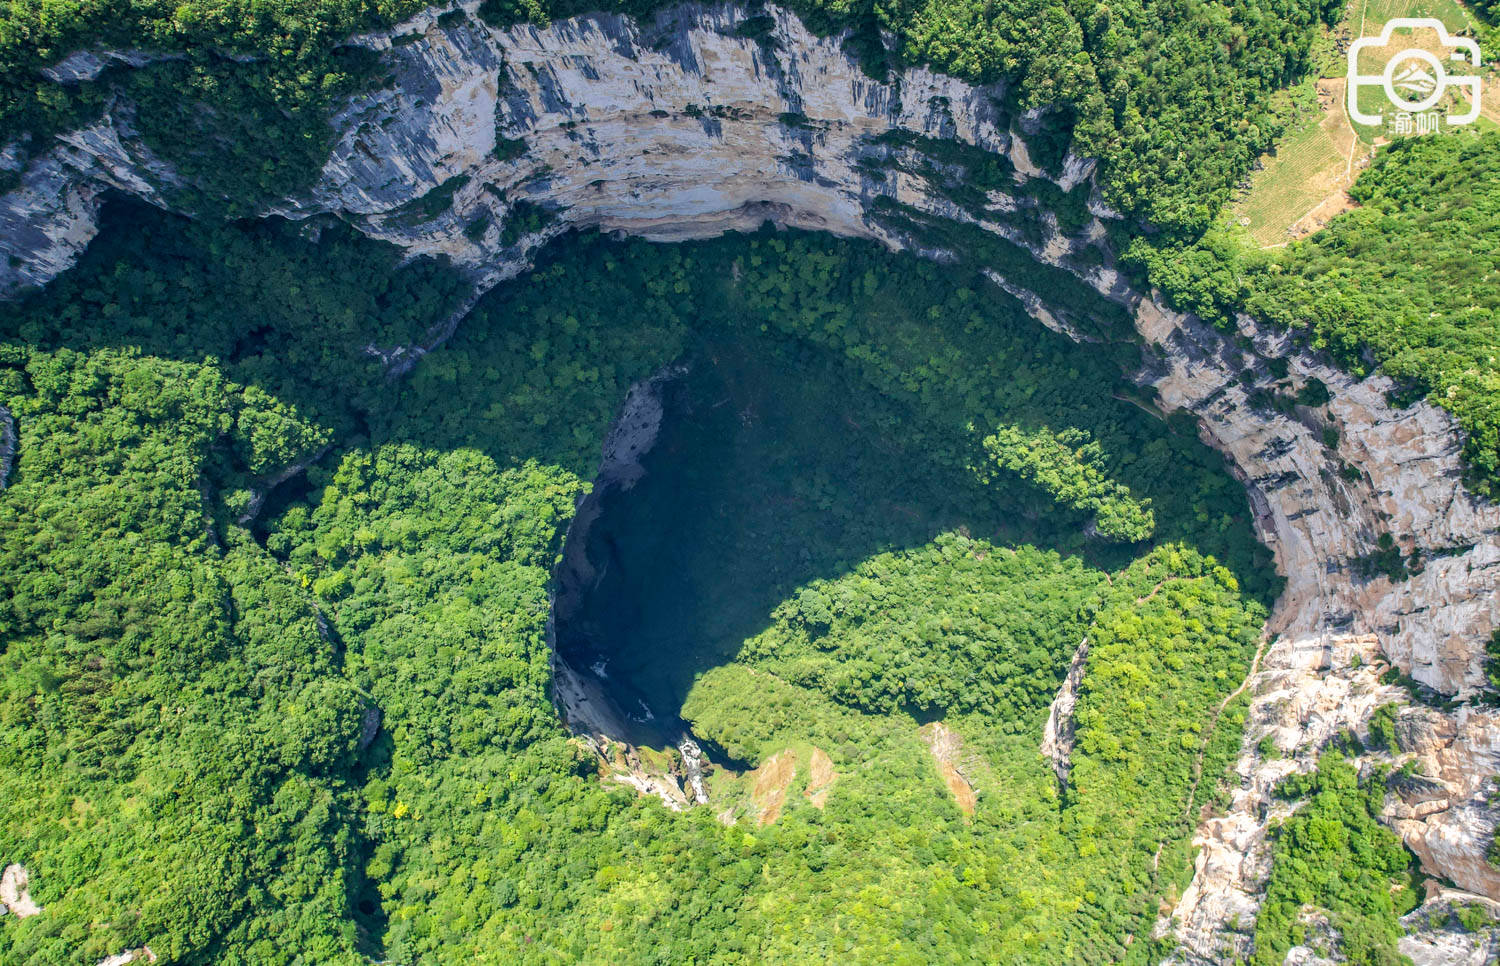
2 2 1498 960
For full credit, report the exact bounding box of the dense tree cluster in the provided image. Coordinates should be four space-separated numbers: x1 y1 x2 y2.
740 540 1103 717
1254 755 1421 966
0 345 369 963
0 202 1279 962
978 425 1155 542
683 545 1264 964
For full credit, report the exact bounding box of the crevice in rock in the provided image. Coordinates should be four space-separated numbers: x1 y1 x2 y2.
1040 636 1089 792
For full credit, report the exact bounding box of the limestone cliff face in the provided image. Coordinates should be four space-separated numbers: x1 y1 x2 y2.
0 2 1030 294
3 3 1499 961
1104 283 1500 961
285 3 1005 272
1079 272 1500 961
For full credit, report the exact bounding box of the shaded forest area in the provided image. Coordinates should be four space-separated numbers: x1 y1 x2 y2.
0 199 1310 963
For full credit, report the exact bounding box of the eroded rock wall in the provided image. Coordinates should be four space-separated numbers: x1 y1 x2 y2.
0 2 1030 295
1052 256 1500 962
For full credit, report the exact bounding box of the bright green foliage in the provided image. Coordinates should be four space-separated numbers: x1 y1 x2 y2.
741 539 1103 717
682 543 1264 964
1252 133 1500 494
0 346 368 964
1453 902 1492 933
236 384 332 475
741 543 1104 717
1366 702 1403 756
979 424 1155 542
1131 132 1500 497
1254 755 1421 966
0 203 1276 962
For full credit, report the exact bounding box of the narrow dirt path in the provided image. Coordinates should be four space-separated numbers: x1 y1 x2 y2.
1181 633 1270 824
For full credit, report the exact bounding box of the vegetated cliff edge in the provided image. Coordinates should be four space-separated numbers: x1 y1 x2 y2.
1 2 1496 961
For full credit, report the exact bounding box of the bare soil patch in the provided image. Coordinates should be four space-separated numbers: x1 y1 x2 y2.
804 746 837 809
750 749 798 825
918 722 977 816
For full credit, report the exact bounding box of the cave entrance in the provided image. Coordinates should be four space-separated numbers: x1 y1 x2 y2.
551 331 1018 752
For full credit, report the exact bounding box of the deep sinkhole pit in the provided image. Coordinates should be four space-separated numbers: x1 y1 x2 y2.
541 271 1273 765
550 333 1033 751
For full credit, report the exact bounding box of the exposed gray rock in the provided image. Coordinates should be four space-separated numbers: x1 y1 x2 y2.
1399 889 1500 965
1039 637 1089 787
358 705 383 751
95 947 158 966
42 49 178 84
1383 707 1500 899
235 443 333 525
551 363 684 630
0 152 105 293
0 403 15 489
547 365 710 811
0 863 41 918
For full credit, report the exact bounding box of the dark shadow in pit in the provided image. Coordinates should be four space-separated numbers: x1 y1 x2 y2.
550 333 1071 743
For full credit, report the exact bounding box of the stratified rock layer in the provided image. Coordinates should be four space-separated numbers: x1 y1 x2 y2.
2 4 1498 961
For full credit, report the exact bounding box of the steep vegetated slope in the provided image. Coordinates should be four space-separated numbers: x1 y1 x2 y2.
1 0 1499 962
1251 753 1423 966
0 212 468 962
0 201 1272 962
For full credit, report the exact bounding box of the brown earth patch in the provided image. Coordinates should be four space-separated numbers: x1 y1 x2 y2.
1286 188 1358 242
918 722 977 816
804 746 837 809
750 749 798 825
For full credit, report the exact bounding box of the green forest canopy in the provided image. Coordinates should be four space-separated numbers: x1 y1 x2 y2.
0 200 1287 963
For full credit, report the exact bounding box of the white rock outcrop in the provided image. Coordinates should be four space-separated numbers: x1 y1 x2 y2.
0 862 41 918
1399 890 1500 965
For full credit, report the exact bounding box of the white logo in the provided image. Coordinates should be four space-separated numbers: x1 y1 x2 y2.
1347 18 1481 128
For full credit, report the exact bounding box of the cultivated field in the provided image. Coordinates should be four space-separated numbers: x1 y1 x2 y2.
1230 0 1492 246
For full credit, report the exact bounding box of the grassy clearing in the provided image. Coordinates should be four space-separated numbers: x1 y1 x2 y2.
1361 0 1478 33
1231 74 1361 245
1230 11 1365 246
1231 0 1491 245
